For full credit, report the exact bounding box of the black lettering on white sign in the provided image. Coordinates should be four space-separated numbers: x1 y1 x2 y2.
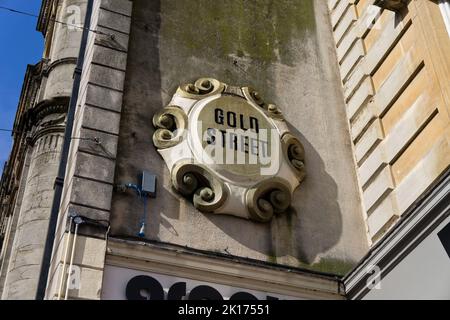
125 275 280 300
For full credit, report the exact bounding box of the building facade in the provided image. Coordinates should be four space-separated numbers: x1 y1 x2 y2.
0 0 448 300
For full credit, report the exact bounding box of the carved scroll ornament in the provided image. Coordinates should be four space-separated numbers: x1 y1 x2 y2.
153 78 306 222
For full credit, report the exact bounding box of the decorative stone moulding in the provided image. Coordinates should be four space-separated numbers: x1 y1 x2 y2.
153 77 306 222
373 0 408 11
27 97 69 144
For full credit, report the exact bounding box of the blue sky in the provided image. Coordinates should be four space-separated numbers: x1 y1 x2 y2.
0 0 44 169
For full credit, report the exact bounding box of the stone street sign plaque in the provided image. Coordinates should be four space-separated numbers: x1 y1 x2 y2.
190 94 276 183
153 78 305 222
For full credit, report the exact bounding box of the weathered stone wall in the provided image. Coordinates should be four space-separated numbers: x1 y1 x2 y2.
0 150 32 295
1 0 87 299
45 0 133 300
1 129 65 299
43 0 86 101
328 0 450 243
110 0 369 274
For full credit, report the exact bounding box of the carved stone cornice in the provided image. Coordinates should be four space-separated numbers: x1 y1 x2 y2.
23 97 69 145
12 59 50 134
30 96 70 123
373 0 408 12
44 57 78 76
106 237 344 299
37 0 56 35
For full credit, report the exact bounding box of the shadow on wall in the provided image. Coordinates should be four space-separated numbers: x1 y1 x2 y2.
207 124 342 267
287 125 342 265
110 0 174 237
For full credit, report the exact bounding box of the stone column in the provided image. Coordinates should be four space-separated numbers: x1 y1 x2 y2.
1 102 67 299
1 0 87 299
0 147 32 295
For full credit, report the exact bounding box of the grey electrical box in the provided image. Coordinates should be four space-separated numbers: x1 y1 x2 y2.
140 171 157 197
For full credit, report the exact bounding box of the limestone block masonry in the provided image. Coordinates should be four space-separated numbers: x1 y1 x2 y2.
328 0 450 243
1 0 87 299
45 0 133 300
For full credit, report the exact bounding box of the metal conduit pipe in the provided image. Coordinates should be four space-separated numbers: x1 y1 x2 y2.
64 219 80 300
57 216 73 300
